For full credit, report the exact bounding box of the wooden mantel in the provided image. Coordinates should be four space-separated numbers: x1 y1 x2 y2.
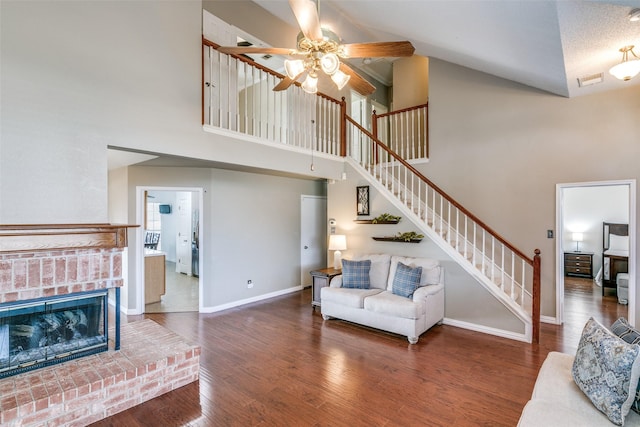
0 223 139 253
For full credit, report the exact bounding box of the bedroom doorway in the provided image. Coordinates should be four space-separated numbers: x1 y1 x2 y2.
556 180 636 327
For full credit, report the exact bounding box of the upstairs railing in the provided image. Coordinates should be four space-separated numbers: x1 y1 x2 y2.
202 38 540 343
345 116 541 343
373 104 429 161
203 38 343 156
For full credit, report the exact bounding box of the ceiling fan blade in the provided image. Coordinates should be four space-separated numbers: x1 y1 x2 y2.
273 76 297 91
339 63 376 96
217 46 295 56
289 0 323 41
342 41 415 58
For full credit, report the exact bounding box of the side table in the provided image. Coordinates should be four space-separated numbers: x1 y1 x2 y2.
310 267 342 309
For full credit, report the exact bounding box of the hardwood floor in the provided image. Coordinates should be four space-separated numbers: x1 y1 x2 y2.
92 278 626 426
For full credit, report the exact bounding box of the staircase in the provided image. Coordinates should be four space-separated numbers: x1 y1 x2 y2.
344 116 540 342
202 38 541 343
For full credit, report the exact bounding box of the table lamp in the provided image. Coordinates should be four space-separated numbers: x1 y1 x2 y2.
572 232 583 252
328 234 347 269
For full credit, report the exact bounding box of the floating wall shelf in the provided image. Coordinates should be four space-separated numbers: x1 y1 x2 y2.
372 237 422 243
354 219 400 224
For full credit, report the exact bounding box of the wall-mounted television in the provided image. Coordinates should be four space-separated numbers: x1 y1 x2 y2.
159 204 172 214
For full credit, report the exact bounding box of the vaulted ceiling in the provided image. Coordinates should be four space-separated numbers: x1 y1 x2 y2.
252 0 640 98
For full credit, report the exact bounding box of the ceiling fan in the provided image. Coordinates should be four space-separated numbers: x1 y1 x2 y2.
217 0 415 96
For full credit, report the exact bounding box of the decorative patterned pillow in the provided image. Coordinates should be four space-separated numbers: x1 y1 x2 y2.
611 317 640 414
341 259 371 289
391 262 422 298
612 318 640 345
572 317 640 425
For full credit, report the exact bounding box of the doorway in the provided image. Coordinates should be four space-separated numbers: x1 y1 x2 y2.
300 195 327 287
556 180 636 326
136 187 203 314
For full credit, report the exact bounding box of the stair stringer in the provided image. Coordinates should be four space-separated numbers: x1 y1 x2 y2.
346 157 533 342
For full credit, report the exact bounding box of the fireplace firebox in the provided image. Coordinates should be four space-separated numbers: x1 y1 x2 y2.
0 290 111 378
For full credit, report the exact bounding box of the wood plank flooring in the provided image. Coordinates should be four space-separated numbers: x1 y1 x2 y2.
92 278 625 426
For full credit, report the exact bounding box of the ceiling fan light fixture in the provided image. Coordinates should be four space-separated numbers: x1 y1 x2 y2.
629 8 640 22
302 72 318 94
284 59 305 79
609 45 640 81
320 52 340 75
331 69 350 90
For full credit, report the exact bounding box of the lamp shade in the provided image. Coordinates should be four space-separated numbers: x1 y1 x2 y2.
328 234 347 251
609 46 640 81
301 73 318 94
572 232 584 242
284 59 305 79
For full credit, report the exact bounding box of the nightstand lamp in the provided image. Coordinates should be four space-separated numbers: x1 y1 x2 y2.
328 234 347 269
572 232 583 252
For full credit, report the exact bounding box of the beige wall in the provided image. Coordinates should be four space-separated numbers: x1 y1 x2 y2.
393 56 429 110
425 58 640 324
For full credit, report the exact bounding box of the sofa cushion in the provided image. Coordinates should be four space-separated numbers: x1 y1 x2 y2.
321 287 383 308
348 254 391 290
572 317 640 425
364 291 423 319
391 262 422 298
387 256 441 291
342 259 371 289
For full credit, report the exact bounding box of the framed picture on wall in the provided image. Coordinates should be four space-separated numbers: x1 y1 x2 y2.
357 186 369 216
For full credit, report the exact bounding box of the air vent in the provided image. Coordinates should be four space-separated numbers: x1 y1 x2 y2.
577 73 604 87
262 54 272 60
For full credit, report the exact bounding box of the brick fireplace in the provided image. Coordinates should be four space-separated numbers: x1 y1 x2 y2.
0 225 200 426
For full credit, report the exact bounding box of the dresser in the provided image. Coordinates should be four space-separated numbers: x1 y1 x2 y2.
564 252 593 278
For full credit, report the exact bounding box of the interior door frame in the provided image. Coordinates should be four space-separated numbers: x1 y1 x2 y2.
135 186 204 314
555 179 636 326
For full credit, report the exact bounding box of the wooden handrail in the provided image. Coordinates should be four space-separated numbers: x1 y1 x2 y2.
345 115 534 265
374 103 428 119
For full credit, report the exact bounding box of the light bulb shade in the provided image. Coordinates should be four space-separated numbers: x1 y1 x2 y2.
320 53 340 75
331 69 351 90
284 59 305 79
572 232 584 242
301 73 318 94
328 234 347 251
609 59 640 81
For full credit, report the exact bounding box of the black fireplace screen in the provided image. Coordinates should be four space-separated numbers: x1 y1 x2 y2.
0 290 108 378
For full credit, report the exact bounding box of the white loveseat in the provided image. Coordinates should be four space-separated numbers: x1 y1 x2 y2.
518 351 640 426
320 254 445 344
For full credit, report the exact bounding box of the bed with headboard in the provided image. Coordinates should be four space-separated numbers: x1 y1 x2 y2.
601 221 629 296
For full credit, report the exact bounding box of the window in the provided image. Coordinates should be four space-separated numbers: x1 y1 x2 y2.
146 202 162 250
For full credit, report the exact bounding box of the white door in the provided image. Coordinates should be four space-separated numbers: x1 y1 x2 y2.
175 191 192 275
301 196 327 287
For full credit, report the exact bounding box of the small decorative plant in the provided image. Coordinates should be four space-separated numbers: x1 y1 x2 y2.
372 213 401 223
395 231 424 242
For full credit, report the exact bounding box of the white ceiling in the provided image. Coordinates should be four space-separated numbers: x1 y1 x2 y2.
253 0 640 98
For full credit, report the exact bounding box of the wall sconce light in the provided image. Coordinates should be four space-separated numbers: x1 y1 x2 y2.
328 234 347 269
609 45 640 81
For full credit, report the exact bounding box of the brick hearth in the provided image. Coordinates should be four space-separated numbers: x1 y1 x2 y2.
0 319 200 426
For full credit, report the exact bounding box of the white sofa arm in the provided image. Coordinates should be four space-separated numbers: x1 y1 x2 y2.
413 284 444 302
329 275 343 287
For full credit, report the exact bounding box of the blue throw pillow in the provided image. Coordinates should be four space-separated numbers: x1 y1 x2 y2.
572 317 640 425
611 317 640 414
341 259 371 289
391 262 422 298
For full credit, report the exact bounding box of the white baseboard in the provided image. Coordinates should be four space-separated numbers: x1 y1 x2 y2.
200 285 304 314
541 315 560 325
443 317 530 343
